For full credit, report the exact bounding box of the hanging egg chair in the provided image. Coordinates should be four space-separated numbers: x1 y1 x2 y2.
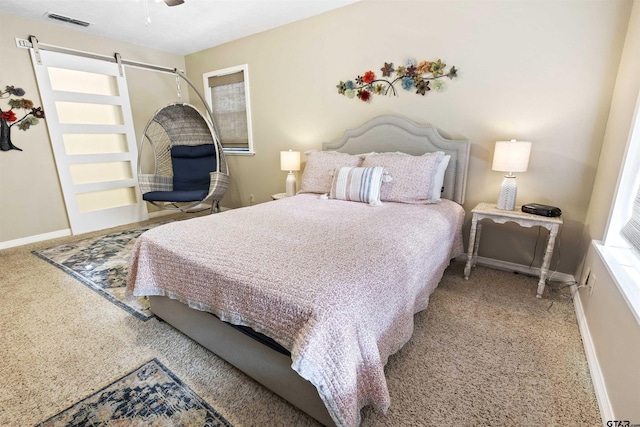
137 72 228 213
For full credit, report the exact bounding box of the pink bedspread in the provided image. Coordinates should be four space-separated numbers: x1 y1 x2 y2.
126 194 465 426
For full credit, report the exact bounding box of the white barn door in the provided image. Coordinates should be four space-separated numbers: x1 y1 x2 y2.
31 50 147 235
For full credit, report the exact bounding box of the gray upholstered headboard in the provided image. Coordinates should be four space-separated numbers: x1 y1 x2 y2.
322 115 470 205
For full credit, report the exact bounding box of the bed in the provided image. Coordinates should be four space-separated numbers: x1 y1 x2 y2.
126 115 470 427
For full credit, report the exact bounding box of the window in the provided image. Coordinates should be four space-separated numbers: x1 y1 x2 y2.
603 97 640 253
598 91 640 321
203 64 254 155
620 182 640 254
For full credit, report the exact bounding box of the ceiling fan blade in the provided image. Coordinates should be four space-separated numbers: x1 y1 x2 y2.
164 0 185 6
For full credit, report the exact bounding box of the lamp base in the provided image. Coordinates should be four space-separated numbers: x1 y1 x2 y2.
285 172 296 197
496 175 517 210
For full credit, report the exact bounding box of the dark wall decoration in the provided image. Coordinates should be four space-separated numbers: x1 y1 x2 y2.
1 85 46 151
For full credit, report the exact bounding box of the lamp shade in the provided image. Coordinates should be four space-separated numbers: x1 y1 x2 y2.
492 140 532 173
280 150 300 171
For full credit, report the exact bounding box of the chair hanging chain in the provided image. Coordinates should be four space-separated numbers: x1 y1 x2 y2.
176 74 182 101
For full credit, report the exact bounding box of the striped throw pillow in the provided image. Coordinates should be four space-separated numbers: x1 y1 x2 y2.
330 166 385 205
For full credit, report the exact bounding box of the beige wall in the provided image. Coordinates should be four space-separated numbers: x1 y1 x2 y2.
575 0 640 421
0 12 186 243
185 0 631 274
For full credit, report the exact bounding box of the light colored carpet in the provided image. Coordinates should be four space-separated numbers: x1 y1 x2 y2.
0 216 600 426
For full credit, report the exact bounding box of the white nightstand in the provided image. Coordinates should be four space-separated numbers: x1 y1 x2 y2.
271 192 288 200
463 202 563 298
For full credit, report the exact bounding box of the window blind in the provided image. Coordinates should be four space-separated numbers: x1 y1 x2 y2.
621 184 640 256
208 71 249 151
208 70 244 87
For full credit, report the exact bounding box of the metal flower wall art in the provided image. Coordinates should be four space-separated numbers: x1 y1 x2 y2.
1 85 46 151
336 58 458 103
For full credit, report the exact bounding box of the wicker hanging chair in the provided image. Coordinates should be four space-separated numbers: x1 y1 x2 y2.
137 102 229 213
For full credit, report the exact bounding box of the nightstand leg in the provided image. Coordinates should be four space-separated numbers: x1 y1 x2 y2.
536 224 559 298
472 223 482 267
464 216 478 279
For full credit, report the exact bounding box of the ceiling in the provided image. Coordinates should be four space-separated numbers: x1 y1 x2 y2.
0 0 360 55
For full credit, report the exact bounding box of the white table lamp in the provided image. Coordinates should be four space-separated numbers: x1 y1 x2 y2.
492 139 532 210
280 149 300 197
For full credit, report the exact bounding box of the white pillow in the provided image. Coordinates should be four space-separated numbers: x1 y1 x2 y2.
430 155 450 201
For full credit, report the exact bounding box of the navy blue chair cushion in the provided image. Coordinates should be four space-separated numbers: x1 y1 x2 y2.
171 144 217 192
142 144 217 203
143 189 208 202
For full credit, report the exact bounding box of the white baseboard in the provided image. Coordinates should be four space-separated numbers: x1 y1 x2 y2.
0 229 71 250
455 254 575 284
572 289 614 426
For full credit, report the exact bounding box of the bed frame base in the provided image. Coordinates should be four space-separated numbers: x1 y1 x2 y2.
149 296 335 426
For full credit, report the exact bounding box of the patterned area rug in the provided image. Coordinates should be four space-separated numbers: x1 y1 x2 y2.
32 223 167 321
36 359 233 427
